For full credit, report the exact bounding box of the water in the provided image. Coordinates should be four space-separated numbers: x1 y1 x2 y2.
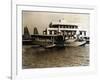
22 45 89 69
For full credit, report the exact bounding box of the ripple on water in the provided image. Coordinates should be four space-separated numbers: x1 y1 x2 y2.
22 45 89 69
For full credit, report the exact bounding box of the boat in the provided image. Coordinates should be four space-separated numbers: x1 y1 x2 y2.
65 40 86 47
65 38 76 43
44 44 56 49
65 36 87 47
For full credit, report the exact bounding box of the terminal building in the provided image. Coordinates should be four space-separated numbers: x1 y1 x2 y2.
43 19 87 39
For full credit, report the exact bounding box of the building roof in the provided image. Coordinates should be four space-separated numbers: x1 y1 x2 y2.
51 19 79 26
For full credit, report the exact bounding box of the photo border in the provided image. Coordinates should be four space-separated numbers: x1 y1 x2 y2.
12 3 97 80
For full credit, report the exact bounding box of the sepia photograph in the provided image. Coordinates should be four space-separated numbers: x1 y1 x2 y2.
22 11 90 69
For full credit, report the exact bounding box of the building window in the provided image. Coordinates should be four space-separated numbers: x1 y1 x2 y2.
72 26 74 28
63 26 65 28
73 31 76 35
54 31 57 34
65 26 67 28
84 31 86 36
69 26 71 28
60 26 62 28
55 25 58 28
80 31 82 35
75 26 78 28
62 31 65 35
49 31 52 35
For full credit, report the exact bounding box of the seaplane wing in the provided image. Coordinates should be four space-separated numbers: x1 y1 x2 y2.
31 34 58 39
30 34 66 48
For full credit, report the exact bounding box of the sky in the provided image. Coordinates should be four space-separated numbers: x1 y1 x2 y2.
22 11 90 35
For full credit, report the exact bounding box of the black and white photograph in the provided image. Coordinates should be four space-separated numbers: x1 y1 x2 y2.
22 11 90 69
